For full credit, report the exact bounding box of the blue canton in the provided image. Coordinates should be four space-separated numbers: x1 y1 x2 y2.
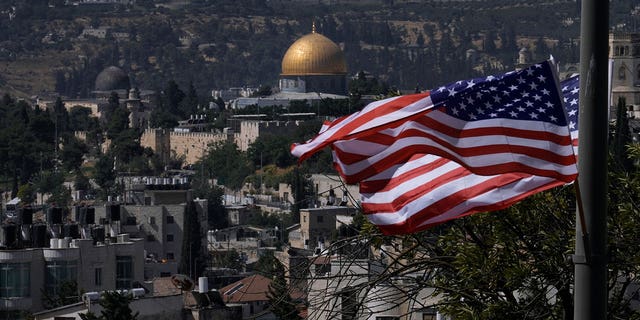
560 75 579 134
429 61 568 127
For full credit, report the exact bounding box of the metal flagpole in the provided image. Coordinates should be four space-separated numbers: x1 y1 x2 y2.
574 0 609 318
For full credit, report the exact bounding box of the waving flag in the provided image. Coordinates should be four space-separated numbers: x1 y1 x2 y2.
334 75 580 235
292 61 578 184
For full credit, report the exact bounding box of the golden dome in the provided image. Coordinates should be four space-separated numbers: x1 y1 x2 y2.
281 31 347 76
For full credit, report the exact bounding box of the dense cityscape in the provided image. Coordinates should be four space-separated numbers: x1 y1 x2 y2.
1 0 640 319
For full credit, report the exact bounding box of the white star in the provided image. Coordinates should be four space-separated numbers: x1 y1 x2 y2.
526 68 535 76
568 109 577 116
525 101 534 108
517 106 526 112
569 121 576 130
486 75 496 81
571 87 579 94
529 82 538 90
484 102 492 109
562 86 569 91
448 88 457 96
497 108 505 112
476 92 483 98
534 63 542 68
537 107 546 113
490 113 498 117
521 91 529 98
509 111 518 117
459 102 467 110
537 74 547 82
570 98 578 106
467 97 475 104
509 85 518 91
545 101 554 108
532 94 542 101
489 86 498 91
529 112 539 119
466 80 476 88
541 88 550 95
438 86 447 92
550 115 558 122
469 113 477 120
452 107 459 115
493 95 501 103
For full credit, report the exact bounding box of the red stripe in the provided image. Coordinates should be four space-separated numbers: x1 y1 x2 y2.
371 178 565 235
362 168 529 217
359 157 452 193
413 114 573 144
337 142 577 183
293 93 431 162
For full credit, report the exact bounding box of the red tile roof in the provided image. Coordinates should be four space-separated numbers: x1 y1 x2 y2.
220 274 272 303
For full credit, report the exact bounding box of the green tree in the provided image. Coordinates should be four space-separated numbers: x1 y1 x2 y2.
61 136 88 172
266 258 301 320
612 97 633 172
41 280 81 309
94 154 116 199
16 183 35 205
179 201 204 278
201 141 252 190
80 291 139 320
68 106 94 132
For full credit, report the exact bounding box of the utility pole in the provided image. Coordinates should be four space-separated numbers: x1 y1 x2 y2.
574 0 609 318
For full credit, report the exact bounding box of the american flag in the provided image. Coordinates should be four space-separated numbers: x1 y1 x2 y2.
291 62 580 235
293 60 577 183
330 75 580 235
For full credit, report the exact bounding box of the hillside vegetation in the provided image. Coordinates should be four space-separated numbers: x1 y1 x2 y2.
0 0 637 98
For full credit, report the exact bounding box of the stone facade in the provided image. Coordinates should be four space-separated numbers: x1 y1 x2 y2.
141 119 304 165
610 32 640 108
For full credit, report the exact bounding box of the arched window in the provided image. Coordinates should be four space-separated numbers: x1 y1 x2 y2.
619 66 626 80
616 46 621 56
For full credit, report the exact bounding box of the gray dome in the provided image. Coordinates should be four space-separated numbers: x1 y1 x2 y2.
95 66 130 91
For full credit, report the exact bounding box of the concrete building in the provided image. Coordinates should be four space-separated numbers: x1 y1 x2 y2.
207 226 276 266
288 206 356 252
0 226 144 316
307 257 445 320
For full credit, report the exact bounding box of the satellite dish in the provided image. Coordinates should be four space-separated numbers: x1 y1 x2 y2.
171 274 194 291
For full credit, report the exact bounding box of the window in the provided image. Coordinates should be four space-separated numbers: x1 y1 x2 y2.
146 234 156 241
148 216 155 225
45 260 77 295
166 216 175 224
166 252 175 260
619 66 626 80
166 234 174 242
0 263 30 298
303 216 307 223
317 215 324 223
115 256 133 290
94 268 102 286
341 290 358 320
